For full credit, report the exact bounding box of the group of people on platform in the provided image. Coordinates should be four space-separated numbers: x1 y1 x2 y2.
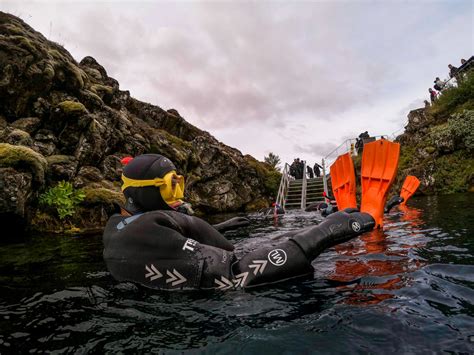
427 56 473 106
355 131 371 154
289 158 323 179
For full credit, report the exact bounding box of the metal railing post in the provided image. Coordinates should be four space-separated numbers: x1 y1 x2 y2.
301 161 307 209
276 163 291 208
322 159 328 196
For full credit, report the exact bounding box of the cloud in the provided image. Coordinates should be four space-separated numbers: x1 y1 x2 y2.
294 142 339 157
1 0 472 165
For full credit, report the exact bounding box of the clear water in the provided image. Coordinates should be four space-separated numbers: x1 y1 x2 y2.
1 194 473 353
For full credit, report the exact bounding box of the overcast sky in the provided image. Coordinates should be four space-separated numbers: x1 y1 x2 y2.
3 0 473 168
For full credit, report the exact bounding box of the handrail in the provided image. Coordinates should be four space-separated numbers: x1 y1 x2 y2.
301 161 307 209
322 159 328 196
276 163 291 208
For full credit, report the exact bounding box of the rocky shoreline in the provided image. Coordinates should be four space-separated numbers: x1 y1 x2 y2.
0 12 280 235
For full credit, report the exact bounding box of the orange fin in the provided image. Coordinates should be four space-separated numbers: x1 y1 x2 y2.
400 175 420 205
330 153 357 210
360 139 400 228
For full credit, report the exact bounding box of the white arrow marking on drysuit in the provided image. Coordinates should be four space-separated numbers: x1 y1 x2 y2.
145 264 163 281
249 260 268 275
166 269 187 286
214 276 234 290
233 272 249 288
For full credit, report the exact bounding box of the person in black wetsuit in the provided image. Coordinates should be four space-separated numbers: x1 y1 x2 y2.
103 154 375 290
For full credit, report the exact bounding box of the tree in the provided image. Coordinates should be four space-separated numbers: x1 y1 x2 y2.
264 152 281 170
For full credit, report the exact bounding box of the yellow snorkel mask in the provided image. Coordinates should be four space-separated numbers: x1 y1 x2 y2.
121 170 185 206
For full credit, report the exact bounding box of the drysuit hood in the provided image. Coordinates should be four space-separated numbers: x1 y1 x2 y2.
121 154 185 213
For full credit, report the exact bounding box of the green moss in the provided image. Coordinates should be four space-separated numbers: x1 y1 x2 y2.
432 151 474 194
425 146 436 154
9 35 36 54
90 84 113 95
263 169 282 197
0 143 47 182
245 198 269 212
3 23 25 36
161 130 192 149
82 187 125 205
9 129 30 140
57 100 87 116
43 63 55 81
429 110 474 151
243 154 281 197
67 63 86 89
48 49 65 61
398 146 416 172
245 155 269 179
46 155 75 165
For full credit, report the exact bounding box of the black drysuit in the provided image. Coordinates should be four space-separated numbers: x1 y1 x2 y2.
103 210 374 290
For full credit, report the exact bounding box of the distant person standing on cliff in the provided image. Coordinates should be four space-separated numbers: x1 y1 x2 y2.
448 64 459 80
297 159 304 179
433 77 445 91
313 162 323 178
429 88 437 104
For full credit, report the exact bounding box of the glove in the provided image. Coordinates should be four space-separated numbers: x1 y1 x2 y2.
213 216 250 233
290 209 375 260
384 195 404 213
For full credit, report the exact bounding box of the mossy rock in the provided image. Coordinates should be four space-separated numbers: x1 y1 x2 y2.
82 187 125 206
432 151 474 194
263 169 282 197
425 146 436 154
9 35 37 55
46 154 76 165
0 143 47 183
90 84 113 95
75 66 88 89
245 198 269 212
244 155 270 178
6 129 32 146
3 23 25 36
57 100 88 116
48 49 64 60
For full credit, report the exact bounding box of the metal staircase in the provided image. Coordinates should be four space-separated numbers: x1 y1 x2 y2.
276 161 330 210
284 177 326 209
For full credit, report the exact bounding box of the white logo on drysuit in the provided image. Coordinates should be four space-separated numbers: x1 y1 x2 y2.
183 238 197 252
233 272 249 288
268 249 287 266
351 221 361 232
214 276 234 290
145 265 187 286
145 264 163 281
249 260 268 275
166 269 187 286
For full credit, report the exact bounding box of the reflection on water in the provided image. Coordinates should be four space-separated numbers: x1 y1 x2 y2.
330 206 427 305
0 194 473 353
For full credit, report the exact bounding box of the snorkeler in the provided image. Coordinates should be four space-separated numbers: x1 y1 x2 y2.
385 175 421 213
103 140 399 290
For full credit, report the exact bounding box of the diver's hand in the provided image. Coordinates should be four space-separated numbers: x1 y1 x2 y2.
384 195 404 213
291 209 375 260
213 216 250 232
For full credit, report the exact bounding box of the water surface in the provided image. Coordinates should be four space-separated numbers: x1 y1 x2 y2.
1 194 473 353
